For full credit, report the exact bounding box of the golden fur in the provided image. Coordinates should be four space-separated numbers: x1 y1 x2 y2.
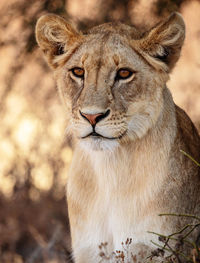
36 13 200 262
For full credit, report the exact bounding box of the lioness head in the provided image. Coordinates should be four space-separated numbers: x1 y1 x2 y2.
36 13 185 151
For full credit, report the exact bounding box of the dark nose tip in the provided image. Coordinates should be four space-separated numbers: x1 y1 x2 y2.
80 109 110 126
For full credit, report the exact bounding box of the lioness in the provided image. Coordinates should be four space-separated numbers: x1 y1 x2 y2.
36 12 200 262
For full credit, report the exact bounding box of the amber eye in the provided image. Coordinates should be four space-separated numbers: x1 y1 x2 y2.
116 68 134 80
71 67 84 78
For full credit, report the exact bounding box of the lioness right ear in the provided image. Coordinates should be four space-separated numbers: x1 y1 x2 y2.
35 14 83 68
135 12 185 72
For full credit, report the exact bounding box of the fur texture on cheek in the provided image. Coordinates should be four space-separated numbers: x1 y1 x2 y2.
126 93 164 140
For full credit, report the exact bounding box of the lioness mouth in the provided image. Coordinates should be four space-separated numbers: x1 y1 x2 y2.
81 131 126 140
81 131 115 140
90 131 102 137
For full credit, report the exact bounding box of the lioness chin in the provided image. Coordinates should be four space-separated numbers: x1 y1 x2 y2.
36 12 200 262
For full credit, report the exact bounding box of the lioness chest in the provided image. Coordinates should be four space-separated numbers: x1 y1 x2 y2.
67 143 171 254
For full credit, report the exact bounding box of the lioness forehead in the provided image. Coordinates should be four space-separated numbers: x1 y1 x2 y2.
66 33 142 72
67 22 143 65
66 25 143 68
85 22 142 40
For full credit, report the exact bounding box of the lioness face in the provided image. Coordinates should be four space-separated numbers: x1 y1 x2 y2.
36 13 185 151
60 35 164 151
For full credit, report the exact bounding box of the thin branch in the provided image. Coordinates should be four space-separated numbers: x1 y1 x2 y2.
180 150 200 167
182 223 200 239
150 240 191 262
148 231 193 247
150 240 171 253
159 213 200 221
165 242 191 263
149 223 197 241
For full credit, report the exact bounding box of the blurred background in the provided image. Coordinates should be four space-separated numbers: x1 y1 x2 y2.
0 0 199 262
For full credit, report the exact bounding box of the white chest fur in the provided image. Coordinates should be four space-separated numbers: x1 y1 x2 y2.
84 144 169 252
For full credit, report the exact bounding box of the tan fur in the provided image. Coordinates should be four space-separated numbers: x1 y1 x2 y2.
36 13 200 262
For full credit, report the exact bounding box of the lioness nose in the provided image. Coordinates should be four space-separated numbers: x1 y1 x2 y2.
80 109 110 126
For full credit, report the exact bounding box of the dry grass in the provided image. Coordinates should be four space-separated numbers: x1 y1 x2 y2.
98 213 200 263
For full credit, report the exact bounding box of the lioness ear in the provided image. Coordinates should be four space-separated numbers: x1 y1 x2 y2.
136 12 185 72
35 14 82 68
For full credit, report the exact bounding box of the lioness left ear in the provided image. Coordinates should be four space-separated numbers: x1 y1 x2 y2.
135 12 185 72
35 14 83 68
